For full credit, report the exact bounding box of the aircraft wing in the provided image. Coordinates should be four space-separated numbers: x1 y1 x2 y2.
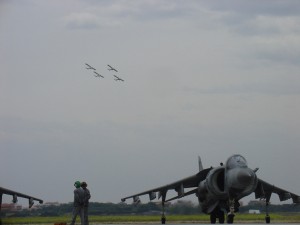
0 186 43 207
254 179 300 203
114 75 124 81
108 65 118 72
121 168 211 203
165 188 199 202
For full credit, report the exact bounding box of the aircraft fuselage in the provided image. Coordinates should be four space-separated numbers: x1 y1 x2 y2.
198 155 257 214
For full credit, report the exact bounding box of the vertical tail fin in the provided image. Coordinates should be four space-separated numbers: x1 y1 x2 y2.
198 156 203 171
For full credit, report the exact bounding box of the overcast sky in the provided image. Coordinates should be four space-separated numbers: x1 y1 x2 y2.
1 0 300 207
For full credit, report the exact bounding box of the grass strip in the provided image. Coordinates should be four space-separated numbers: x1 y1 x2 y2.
2 213 300 224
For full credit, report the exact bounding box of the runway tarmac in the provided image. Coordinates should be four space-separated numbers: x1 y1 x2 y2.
76 224 299 225
92 223 300 225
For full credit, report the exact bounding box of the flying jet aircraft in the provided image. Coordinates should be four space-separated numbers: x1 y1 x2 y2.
113 75 124 82
107 64 118 72
85 63 96 70
121 154 300 224
93 71 104 78
0 186 43 211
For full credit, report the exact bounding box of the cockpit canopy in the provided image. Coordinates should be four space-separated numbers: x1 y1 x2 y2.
226 154 248 169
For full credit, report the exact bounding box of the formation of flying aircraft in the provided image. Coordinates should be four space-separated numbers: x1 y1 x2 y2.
107 64 118 72
84 63 125 82
113 75 124 82
121 154 300 224
0 186 43 210
85 63 96 70
94 71 104 78
108 65 125 81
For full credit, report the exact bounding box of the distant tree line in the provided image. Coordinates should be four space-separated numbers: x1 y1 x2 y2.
240 203 300 213
2 201 300 217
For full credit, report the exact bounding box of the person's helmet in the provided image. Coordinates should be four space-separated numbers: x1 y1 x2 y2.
74 181 81 188
81 181 87 188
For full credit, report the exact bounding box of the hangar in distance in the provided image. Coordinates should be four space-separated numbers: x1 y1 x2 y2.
121 154 300 224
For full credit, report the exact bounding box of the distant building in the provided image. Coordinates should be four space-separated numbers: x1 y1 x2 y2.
249 209 261 214
43 202 60 206
248 200 265 206
154 201 171 207
33 201 60 209
1 203 22 212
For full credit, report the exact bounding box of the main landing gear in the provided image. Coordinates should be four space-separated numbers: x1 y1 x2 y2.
210 207 225 224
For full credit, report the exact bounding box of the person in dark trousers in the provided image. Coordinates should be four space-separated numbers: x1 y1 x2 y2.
70 181 85 225
81 181 91 225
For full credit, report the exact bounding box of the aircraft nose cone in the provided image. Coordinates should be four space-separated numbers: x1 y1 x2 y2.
237 170 253 186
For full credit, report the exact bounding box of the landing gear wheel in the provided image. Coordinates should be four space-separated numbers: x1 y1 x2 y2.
219 211 225 224
161 214 166 224
265 215 270 224
161 196 167 224
210 214 217 224
227 214 234 224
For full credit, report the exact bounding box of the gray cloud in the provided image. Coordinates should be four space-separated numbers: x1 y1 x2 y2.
64 12 100 29
62 1 207 30
204 0 300 17
183 81 300 96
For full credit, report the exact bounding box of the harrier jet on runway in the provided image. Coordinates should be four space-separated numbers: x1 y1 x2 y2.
107 64 118 72
121 154 300 224
85 63 96 70
113 75 124 82
0 186 43 209
94 71 104 78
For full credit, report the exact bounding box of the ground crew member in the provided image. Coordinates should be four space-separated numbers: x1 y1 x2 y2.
81 181 91 225
70 181 84 225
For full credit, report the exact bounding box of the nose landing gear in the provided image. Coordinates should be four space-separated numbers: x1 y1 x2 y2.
226 206 235 224
226 199 236 224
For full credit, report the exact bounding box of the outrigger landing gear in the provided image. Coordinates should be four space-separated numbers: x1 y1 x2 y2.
265 215 270 224
161 201 166 224
265 201 270 224
161 213 166 224
161 195 166 224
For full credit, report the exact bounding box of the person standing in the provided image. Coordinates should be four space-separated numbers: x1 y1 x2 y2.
70 181 84 225
81 181 91 225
